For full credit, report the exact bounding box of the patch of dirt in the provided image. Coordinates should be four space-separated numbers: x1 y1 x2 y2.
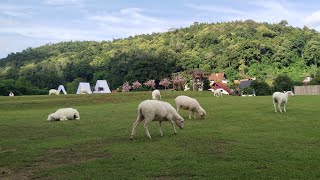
212 140 229 158
256 165 268 171
0 140 110 179
0 147 16 153
153 176 179 180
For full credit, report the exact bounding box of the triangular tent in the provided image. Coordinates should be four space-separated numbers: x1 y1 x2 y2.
76 82 92 94
94 80 111 93
57 85 67 95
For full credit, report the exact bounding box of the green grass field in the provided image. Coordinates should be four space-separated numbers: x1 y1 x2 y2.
0 91 320 179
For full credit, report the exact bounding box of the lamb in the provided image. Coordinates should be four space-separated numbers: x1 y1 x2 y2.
9 92 14 96
175 95 206 119
130 100 184 140
272 91 294 113
151 89 161 100
47 108 80 121
214 89 223 97
49 89 59 95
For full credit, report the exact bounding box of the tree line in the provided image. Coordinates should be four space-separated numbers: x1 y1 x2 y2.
0 20 320 95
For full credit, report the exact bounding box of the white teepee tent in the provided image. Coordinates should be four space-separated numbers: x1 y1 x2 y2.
57 85 67 95
94 80 111 93
76 82 92 94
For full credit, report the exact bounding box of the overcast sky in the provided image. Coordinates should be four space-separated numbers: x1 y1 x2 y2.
1 0 320 58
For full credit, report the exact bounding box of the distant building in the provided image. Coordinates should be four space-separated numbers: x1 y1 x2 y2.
208 73 229 84
210 81 231 94
239 78 256 95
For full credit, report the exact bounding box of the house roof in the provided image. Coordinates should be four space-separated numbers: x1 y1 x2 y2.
210 82 231 93
208 73 226 81
239 80 253 89
189 69 209 78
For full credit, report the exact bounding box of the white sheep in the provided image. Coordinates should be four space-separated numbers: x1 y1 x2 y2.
9 92 14 96
214 89 223 97
175 95 206 119
47 108 80 121
151 89 161 100
184 84 190 91
130 100 184 140
49 89 59 95
272 91 294 113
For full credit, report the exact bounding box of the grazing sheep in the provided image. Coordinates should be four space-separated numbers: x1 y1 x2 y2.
175 95 206 119
49 89 59 95
151 89 161 100
9 92 14 96
214 89 223 97
272 91 294 113
47 108 80 121
130 100 184 140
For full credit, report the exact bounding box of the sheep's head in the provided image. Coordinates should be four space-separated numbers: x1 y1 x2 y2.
198 108 206 119
286 91 295 97
47 113 59 121
47 114 54 121
175 116 184 129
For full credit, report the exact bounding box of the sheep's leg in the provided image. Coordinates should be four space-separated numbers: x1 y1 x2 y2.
144 119 152 139
273 100 277 112
176 106 180 113
60 115 68 121
283 103 286 112
189 111 192 119
193 111 196 119
278 103 283 113
159 121 163 136
130 116 143 140
171 121 177 134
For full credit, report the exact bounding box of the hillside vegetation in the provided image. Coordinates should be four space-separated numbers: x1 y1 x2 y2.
1 20 320 95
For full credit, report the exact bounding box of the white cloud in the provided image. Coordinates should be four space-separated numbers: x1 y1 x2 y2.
0 17 16 26
120 8 143 15
0 26 102 41
44 0 84 6
87 15 123 23
87 8 166 28
186 3 245 15
0 4 33 17
304 11 320 27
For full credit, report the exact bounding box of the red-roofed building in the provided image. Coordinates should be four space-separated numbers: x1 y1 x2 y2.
208 73 229 84
210 82 231 94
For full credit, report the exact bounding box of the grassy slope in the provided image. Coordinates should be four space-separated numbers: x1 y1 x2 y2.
0 91 319 179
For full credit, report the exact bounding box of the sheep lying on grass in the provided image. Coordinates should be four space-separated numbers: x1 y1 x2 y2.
130 100 184 140
151 90 161 100
175 95 206 119
47 108 80 121
272 91 294 113
49 89 59 95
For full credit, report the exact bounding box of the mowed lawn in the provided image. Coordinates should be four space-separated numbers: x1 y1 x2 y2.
0 91 320 179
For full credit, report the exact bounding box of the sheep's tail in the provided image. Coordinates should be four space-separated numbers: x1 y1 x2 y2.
273 97 278 104
137 107 144 121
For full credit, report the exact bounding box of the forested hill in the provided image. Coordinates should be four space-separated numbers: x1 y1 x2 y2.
1 20 320 94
